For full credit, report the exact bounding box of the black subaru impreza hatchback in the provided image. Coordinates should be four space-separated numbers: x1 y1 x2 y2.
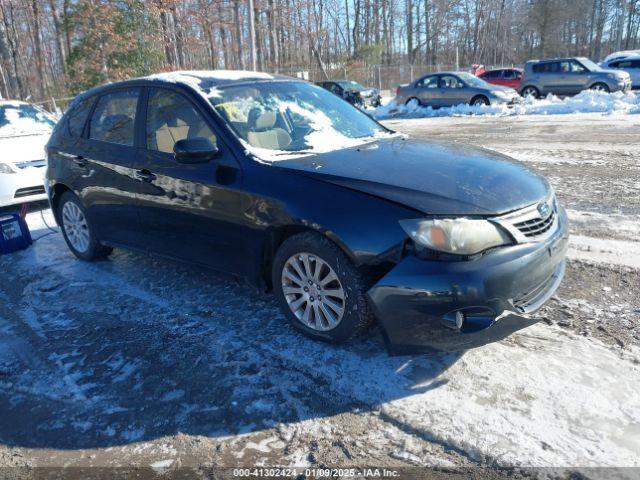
45 71 568 353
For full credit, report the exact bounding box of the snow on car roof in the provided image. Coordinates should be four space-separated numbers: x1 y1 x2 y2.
141 70 294 97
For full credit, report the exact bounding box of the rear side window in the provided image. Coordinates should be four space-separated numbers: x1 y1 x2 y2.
482 70 501 79
89 90 139 146
533 62 558 73
66 97 94 137
612 60 640 69
145 88 216 154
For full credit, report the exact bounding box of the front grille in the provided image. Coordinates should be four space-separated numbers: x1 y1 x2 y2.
513 208 556 238
14 186 46 198
494 194 559 243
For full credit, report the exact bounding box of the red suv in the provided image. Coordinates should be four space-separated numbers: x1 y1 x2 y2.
478 68 523 89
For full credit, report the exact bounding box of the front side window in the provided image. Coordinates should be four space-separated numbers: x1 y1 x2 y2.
89 90 139 146
146 89 216 154
209 81 388 154
569 61 587 73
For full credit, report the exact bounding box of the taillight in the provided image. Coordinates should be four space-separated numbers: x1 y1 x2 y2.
396 86 400 96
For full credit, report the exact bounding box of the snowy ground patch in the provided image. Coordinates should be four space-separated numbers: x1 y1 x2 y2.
373 90 640 120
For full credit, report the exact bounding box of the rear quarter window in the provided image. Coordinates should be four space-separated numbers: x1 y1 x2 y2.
66 96 95 137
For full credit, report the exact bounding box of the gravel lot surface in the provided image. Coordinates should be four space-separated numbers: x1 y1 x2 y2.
1 113 638 478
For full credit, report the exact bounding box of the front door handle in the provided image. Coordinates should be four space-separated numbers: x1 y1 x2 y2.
135 169 156 183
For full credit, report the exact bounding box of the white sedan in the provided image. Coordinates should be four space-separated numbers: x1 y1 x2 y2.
0 101 56 207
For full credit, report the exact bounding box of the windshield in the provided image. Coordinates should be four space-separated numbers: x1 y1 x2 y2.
0 103 56 137
336 80 366 91
579 58 603 72
457 72 489 88
209 81 389 157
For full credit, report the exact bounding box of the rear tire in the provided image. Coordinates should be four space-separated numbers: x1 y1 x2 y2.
521 86 540 98
58 191 112 261
272 232 375 343
405 97 420 107
590 82 609 93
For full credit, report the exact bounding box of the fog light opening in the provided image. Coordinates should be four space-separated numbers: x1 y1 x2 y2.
455 311 465 330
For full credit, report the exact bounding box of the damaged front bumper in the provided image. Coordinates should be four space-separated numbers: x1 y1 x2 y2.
367 208 569 354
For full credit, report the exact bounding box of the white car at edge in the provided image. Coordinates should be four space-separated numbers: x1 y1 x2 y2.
0 100 56 208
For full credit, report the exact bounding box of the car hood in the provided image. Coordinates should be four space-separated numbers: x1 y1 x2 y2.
274 137 550 216
0 132 50 163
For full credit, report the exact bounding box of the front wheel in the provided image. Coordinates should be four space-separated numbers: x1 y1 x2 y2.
58 191 112 261
471 95 490 106
272 232 375 343
590 82 609 93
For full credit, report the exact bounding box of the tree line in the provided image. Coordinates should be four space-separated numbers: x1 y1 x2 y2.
0 0 638 103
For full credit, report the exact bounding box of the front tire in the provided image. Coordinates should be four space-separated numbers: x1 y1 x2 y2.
58 191 112 261
272 232 375 343
590 82 609 93
471 95 490 106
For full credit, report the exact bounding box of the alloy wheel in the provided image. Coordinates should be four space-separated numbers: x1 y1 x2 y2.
62 201 90 253
281 252 346 331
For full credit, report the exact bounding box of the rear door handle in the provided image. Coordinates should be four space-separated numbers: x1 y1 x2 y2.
135 169 156 183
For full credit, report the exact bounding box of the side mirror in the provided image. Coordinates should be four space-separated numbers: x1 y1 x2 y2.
173 137 219 164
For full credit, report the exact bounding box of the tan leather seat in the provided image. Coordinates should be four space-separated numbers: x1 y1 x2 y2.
155 119 190 153
247 111 292 150
154 119 217 153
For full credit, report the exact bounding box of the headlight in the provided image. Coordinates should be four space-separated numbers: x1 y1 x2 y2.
0 162 15 174
399 218 512 256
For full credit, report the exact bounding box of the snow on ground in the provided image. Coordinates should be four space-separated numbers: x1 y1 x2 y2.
0 209 637 470
373 90 640 120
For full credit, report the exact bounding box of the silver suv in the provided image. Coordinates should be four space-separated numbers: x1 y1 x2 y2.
520 57 632 97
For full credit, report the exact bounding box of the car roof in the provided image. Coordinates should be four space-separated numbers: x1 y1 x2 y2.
0 100 30 107
607 53 640 62
73 70 299 102
527 57 588 63
483 67 523 72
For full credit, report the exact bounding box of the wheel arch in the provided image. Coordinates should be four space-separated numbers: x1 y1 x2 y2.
470 94 489 105
259 223 359 290
49 183 73 225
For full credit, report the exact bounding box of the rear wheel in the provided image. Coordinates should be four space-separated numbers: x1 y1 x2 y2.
405 97 420 107
590 82 609 93
521 86 540 98
58 192 112 261
470 95 490 106
272 232 375 343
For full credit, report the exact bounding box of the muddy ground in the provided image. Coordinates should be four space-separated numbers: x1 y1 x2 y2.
0 113 638 479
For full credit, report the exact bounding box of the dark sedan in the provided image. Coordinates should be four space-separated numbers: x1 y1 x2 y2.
45 71 568 353
316 80 382 107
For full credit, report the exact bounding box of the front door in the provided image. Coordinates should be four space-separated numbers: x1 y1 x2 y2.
133 87 246 274
77 88 144 247
438 75 468 107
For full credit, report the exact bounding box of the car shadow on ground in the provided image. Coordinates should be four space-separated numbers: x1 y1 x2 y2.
0 219 467 451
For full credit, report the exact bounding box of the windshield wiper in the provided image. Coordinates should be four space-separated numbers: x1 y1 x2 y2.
273 150 316 156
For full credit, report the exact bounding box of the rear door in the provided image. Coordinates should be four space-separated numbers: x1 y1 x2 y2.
414 75 440 106
76 88 144 247
133 86 246 273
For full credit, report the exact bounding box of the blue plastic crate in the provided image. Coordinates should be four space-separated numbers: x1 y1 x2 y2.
0 213 32 255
